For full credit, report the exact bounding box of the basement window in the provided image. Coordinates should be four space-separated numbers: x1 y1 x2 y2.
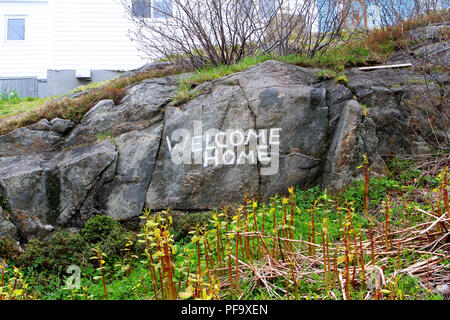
7 17 25 41
153 0 173 18
132 0 152 18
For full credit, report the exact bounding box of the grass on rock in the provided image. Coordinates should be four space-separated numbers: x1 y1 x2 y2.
1 11 447 136
0 154 449 300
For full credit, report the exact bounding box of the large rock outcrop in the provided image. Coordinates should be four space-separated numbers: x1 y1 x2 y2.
0 58 447 241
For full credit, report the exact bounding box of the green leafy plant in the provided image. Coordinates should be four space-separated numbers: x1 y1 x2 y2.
334 73 348 84
317 69 337 80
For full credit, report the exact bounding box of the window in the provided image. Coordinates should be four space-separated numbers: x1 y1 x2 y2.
132 0 151 18
259 0 275 18
131 0 172 18
7 18 25 41
153 0 173 18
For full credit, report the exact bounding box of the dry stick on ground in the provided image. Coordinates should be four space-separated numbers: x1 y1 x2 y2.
198 170 450 300
216 208 449 299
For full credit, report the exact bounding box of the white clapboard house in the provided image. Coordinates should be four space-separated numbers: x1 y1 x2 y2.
0 0 152 97
0 0 445 97
0 0 350 97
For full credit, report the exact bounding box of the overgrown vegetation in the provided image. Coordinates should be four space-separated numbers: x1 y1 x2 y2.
1 155 448 300
0 65 186 136
0 90 51 119
122 0 352 68
166 10 449 107
0 9 447 135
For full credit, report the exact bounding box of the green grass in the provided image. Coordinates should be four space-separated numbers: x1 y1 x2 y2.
1 11 447 135
0 65 185 135
0 97 51 119
317 69 337 80
70 79 113 94
278 44 372 71
172 47 372 106
172 55 274 106
1 155 448 300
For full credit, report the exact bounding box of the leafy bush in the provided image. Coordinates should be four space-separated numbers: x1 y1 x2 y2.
81 215 131 258
81 215 122 244
18 239 45 268
17 231 86 273
46 230 86 271
171 211 213 242
0 237 21 262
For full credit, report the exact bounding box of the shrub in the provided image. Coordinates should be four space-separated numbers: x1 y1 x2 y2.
45 230 86 271
0 237 21 262
81 215 122 244
359 10 450 57
18 239 45 268
81 215 131 258
90 229 132 259
123 0 350 68
171 211 213 242
17 231 86 273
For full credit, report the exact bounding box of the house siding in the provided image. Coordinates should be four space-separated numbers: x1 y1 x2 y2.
0 0 49 78
49 0 145 71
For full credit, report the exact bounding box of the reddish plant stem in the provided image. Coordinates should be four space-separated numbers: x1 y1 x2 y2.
444 166 449 218
370 226 375 266
333 247 338 290
101 266 108 300
228 254 234 299
243 195 251 261
204 238 212 284
322 230 328 290
426 255 430 292
216 228 222 268
253 204 261 258
311 203 316 254
352 224 358 287
145 238 159 299
162 233 176 300
363 157 369 217
344 224 351 300
360 234 365 290
235 233 240 294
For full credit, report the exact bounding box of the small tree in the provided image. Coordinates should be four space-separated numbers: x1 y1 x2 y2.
122 0 354 68
367 0 447 27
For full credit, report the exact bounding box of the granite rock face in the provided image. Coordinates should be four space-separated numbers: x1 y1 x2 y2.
146 61 328 210
0 141 117 240
345 68 449 155
0 57 447 240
